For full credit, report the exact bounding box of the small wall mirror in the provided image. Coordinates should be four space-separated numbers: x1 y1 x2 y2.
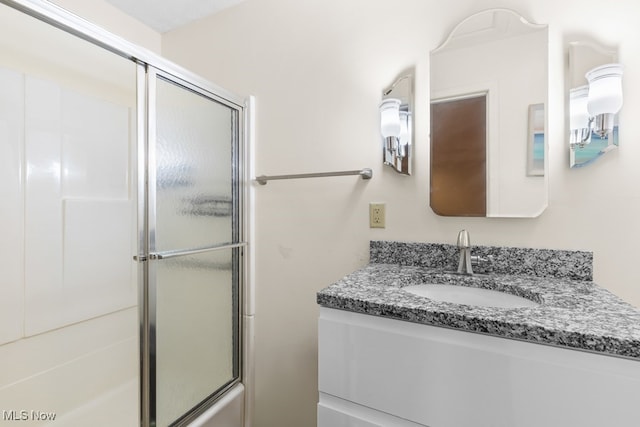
380 73 413 175
568 41 621 168
430 9 548 217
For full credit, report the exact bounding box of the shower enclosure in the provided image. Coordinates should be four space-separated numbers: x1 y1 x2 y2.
0 1 248 426
144 69 245 426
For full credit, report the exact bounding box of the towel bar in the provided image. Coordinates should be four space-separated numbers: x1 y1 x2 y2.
255 168 372 185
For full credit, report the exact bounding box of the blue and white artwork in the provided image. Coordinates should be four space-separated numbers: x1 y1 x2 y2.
527 103 545 176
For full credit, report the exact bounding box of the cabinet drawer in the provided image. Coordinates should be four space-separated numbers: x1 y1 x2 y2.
319 393 423 427
319 307 640 427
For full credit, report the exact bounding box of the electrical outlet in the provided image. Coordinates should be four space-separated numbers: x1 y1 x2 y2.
369 203 386 228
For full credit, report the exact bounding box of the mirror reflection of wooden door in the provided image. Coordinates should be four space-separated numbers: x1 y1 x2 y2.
430 95 486 216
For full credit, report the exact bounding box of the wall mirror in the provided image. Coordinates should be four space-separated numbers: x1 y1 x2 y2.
380 73 413 175
568 41 621 168
430 9 548 217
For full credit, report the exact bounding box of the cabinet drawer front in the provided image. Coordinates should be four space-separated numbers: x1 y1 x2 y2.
319 308 640 427
319 393 424 427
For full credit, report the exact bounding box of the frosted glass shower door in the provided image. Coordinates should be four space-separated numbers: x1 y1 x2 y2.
147 70 242 427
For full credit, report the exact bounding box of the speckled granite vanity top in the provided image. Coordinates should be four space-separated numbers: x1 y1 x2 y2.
317 241 640 360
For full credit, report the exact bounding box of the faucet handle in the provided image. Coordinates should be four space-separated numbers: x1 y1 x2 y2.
471 255 495 273
456 229 470 248
471 255 494 266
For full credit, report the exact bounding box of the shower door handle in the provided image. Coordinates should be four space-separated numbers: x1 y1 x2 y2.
148 242 247 261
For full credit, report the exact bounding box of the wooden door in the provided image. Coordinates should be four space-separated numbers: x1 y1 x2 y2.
430 95 486 216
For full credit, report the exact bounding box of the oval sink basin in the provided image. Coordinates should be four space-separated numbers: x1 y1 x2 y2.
403 284 539 308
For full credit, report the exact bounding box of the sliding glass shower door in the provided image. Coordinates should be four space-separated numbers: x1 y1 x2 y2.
0 2 246 426
143 68 243 427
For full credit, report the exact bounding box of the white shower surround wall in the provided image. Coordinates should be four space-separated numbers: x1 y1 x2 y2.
0 1 250 426
25 75 135 336
0 64 138 423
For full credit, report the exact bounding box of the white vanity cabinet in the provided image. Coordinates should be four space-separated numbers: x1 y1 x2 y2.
318 307 640 427
318 393 423 427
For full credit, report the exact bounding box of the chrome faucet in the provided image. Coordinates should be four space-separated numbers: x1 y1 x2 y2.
456 229 473 275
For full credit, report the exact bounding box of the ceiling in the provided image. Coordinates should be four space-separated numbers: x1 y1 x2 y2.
105 0 246 33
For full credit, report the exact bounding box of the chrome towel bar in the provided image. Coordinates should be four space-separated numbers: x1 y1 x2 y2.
255 168 372 185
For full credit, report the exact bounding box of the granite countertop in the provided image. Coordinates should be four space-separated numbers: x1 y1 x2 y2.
316 241 640 360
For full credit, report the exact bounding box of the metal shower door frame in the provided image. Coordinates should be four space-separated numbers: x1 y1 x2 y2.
0 2 249 426
139 65 247 426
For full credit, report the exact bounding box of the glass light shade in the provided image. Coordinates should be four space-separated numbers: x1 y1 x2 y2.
379 98 401 138
569 85 589 131
586 63 624 116
398 111 409 146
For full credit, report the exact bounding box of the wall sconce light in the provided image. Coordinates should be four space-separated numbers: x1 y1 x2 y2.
380 98 401 139
568 41 622 167
380 73 413 175
569 85 591 147
586 63 623 137
569 64 623 149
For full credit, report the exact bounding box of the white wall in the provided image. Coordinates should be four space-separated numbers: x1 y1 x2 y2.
162 0 640 426
46 0 162 53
